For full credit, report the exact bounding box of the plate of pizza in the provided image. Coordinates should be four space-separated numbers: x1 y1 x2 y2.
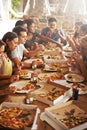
45 101 87 129
9 80 35 93
19 69 33 79
43 64 58 72
64 73 85 83
38 72 62 81
0 103 37 130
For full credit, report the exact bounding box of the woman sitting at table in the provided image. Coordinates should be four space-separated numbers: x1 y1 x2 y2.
2 27 41 71
2 31 30 71
0 40 19 86
24 18 62 51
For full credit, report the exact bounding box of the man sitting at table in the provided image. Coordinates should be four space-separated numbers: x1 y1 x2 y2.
67 35 87 82
24 18 62 50
41 17 67 46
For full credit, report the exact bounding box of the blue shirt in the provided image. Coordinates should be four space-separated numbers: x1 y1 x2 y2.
41 27 66 44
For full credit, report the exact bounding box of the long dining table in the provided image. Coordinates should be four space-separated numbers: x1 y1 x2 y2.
0 46 87 130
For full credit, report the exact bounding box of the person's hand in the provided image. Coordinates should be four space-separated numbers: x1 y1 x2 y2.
39 44 45 51
16 61 23 68
72 51 83 62
66 35 77 51
14 65 22 75
5 86 16 94
31 42 40 51
9 74 19 83
55 29 61 35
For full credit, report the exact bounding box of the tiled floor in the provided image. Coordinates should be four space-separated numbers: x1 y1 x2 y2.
0 19 18 39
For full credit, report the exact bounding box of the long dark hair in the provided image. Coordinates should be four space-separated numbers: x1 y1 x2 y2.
13 26 27 36
2 32 18 58
2 32 18 43
24 19 35 32
0 40 6 47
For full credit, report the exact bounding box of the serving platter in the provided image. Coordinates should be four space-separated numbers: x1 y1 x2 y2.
19 69 33 79
64 73 85 83
49 80 87 95
9 80 35 93
43 64 58 72
31 82 71 105
24 58 43 64
45 101 87 130
38 72 62 81
0 102 40 130
43 55 66 64
40 112 62 130
66 83 87 95
43 47 62 56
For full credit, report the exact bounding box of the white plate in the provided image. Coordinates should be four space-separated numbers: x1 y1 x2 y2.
45 101 87 130
38 73 52 81
38 72 59 81
66 83 87 95
52 80 87 95
20 70 33 79
9 80 35 93
64 73 85 83
43 66 57 72
63 51 73 58
63 46 73 52
24 58 42 63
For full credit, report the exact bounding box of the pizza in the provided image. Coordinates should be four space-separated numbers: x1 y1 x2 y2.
59 109 87 129
38 73 62 81
0 107 36 129
22 83 35 90
38 88 66 101
47 73 63 81
20 70 32 79
10 83 35 92
20 70 29 76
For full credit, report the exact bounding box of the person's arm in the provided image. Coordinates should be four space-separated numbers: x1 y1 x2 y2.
55 29 67 44
0 74 19 87
72 52 87 81
23 45 40 58
38 34 62 49
0 84 16 96
0 79 11 87
66 35 78 51
12 57 22 68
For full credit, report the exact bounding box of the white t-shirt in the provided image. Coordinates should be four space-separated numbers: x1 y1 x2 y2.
11 44 25 61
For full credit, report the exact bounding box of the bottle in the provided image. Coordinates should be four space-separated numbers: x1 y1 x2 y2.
32 61 37 69
25 94 34 104
72 83 79 100
30 72 38 83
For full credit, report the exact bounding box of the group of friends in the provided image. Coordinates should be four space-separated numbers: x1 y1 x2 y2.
0 17 87 93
